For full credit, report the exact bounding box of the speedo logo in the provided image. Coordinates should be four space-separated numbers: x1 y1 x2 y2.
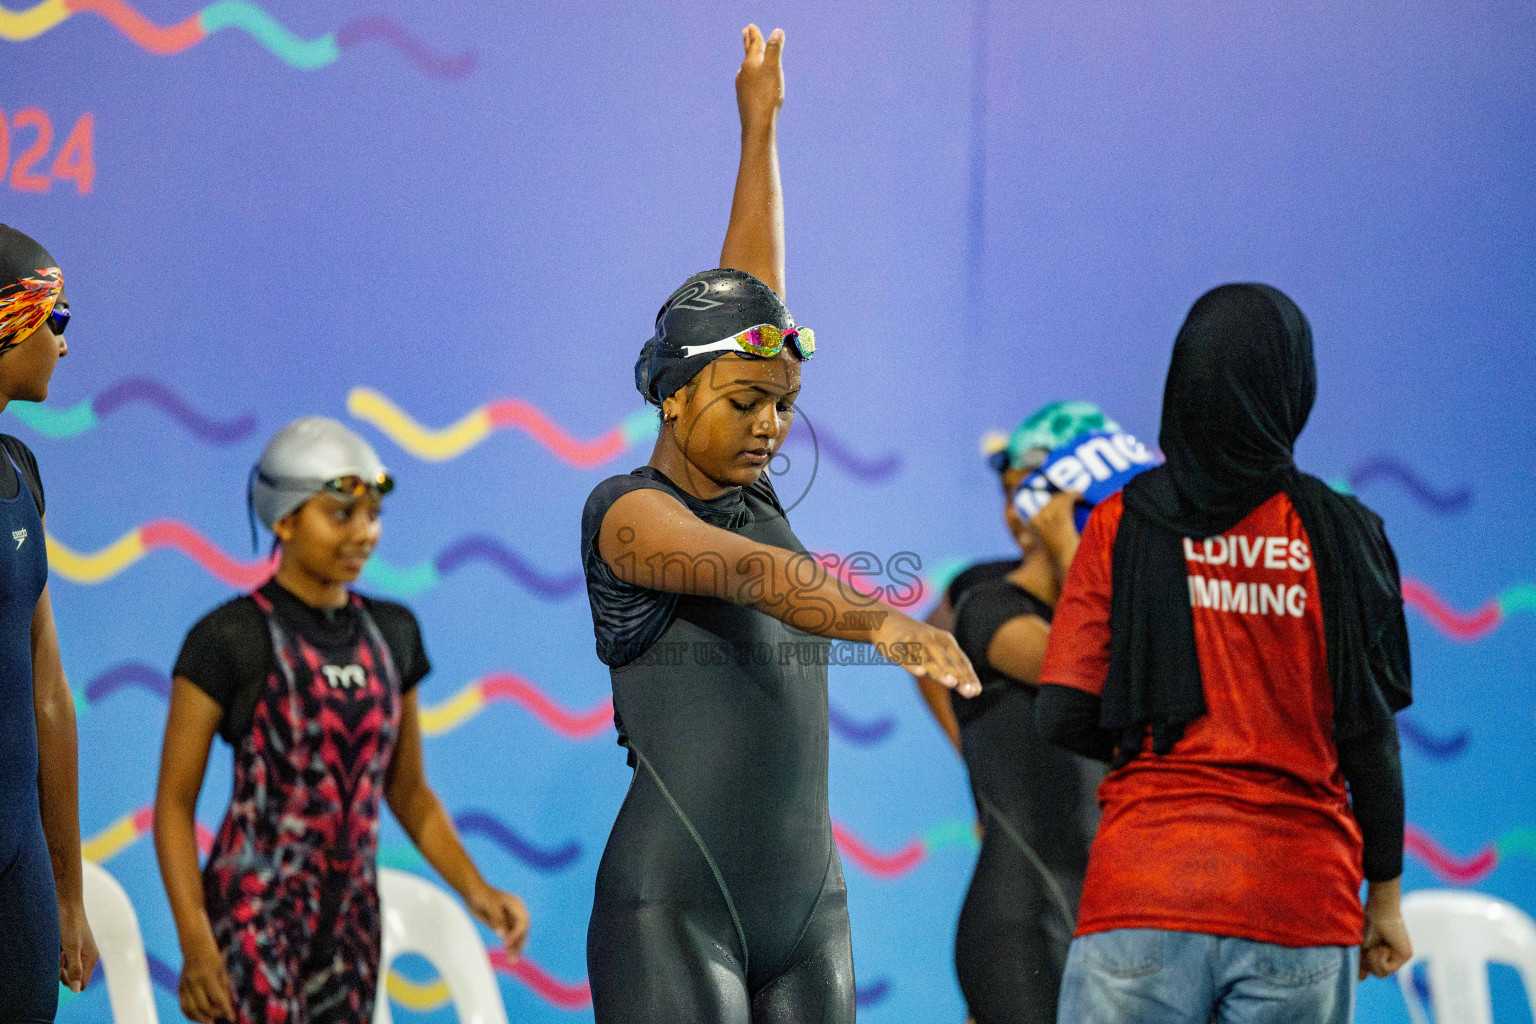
11 529 25 550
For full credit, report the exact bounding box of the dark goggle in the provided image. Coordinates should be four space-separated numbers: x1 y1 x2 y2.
319 474 395 501
679 323 815 361
46 306 69 335
257 469 395 502
987 445 1050 475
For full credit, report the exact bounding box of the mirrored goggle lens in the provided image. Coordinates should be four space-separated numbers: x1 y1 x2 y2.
785 327 814 360
734 324 815 360
46 307 70 334
323 474 394 500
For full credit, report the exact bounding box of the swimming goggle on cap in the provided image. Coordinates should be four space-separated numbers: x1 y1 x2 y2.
0 224 63 357
679 323 815 361
636 268 812 406
247 417 392 550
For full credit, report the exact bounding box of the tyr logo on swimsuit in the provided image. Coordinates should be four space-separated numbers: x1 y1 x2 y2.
320 664 367 689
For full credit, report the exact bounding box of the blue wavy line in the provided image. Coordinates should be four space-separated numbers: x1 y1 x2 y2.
1399 714 1470 759
453 810 581 872
828 705 896 745
1347 457 1471 514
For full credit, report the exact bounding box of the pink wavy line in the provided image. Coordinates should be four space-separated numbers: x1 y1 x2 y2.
485 399 629 469
139 520 276 589
1401 578 1502 641
65 0 204 55
1404 824 1498 884
481 674 613 739
490 950 591 1010
832 820 925 878
813 553 929 609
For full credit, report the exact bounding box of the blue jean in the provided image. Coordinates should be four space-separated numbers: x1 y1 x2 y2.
1057 929 1359 1024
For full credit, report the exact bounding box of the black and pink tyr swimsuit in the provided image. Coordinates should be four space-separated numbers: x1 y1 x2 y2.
202 589 401 1024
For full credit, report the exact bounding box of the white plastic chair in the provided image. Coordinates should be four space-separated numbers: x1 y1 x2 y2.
374 867 510 1024
1398 889 1536 1024
81 859 159 1024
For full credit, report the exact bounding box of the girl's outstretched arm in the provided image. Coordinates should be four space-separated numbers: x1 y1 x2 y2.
719 24 786 297
599 487 981 697
153 678 235 1024
31 577 98 993
385 692 530 958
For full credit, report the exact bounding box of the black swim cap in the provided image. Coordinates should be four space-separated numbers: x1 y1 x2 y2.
635 268 797 406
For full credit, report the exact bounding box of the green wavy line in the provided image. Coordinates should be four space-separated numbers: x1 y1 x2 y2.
1498 585 1536 617
197 1 339 69
928 557 972 600
6 400 97 439
1495 827 1536 858
359 558 438 597
923 818 980 852
620 408 660 446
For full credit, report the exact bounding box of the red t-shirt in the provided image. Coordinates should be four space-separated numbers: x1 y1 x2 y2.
1040 491 1364 948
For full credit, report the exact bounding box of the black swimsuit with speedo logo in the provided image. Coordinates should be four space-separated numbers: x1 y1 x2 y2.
581 466 855 1024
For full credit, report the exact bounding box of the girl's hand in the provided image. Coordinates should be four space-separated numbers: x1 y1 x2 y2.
736 25 785 130
178 931 236 1024
875 614 981 698
57 897 98 993
469 884 531 960
1359 910 1413 979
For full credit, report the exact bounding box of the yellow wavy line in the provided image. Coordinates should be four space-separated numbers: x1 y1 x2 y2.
82 811 141 863
385 971 452 1010
348 387 492 462
46 530 147 585
0 0 69 42
419 684 485 737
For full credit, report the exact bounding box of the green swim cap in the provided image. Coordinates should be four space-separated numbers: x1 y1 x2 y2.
983 400 1119 473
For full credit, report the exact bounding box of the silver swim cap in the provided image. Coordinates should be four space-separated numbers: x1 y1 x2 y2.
248 417 391 546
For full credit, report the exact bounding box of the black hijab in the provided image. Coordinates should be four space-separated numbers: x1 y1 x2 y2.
1102 284 1411 767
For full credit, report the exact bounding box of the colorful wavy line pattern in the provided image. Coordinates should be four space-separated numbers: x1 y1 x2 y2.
1402 578 1536 641
44 521 582 597
420 672 613 739
1345 457 1473 514
833 817 1536 886
82 805 212 863
833 818 978 879
8 377 257 443
47 521 276 588
82 801 581 874
349 387 658 466
0 0 475 77
385 950 893 1012
1406 825 1536 885
348 387 902 480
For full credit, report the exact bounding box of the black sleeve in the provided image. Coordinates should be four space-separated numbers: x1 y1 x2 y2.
0 434 44 517
172 599 269 741
1036 684 1116 763
1337 719 1405 881
362 599 431 693
951 583 1051 678
945 559 1016 608
580 474 682 570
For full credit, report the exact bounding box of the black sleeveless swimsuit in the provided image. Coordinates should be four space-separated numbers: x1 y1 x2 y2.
950 575 1104 1024
581 466 855 1024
